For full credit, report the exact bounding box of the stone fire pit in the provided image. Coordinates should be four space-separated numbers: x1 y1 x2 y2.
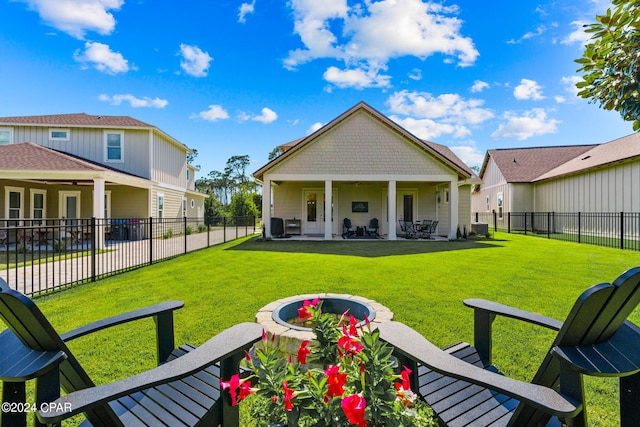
256 293 394 355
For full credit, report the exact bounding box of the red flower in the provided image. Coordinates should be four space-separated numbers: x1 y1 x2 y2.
338 325 364 356
221 374 242 406
282 381 297 411
400 366 412 390
394 366 415 407
341 393 368 426
297 340 311 364
348 314 359 336
297 298 320 320
238 381 257 401
324 365 348 398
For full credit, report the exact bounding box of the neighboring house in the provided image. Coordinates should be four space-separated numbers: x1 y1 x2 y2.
0 113 206 229
473 133 640 216
253 102 477 240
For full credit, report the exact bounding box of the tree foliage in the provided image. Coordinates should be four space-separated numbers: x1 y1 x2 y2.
576 0 640 130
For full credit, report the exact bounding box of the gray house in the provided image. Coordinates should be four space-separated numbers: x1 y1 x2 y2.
0 113 205 229
473 133 640 216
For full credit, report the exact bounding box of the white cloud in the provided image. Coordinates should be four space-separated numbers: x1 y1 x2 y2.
16 0 124 39
514 78 545 100
285 0 478 87
491 108 560 140
98 94 168 108
179 44 213 77
561 75 582 98
252 107 278 124
387 90 494 125
508 25 546 44
561 20 590 45
450 144 484 166
323 65 391 89
74 41 131 74
238 0 256 23
389 116 461 140
307 122 324 134
408 68 422 81
555 96 566 103
197 105 230 122
470 80 489 93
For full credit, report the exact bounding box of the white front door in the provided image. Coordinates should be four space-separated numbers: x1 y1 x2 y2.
302 190 338 235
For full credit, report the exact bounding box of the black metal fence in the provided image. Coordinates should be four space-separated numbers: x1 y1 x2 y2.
0 216 257 296
473 211 640 251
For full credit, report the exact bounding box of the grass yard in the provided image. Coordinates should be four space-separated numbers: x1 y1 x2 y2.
3 232 640 426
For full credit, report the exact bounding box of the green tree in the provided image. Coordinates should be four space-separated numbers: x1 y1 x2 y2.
576 0 640 130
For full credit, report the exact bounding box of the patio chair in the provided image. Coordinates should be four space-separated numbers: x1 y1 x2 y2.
342 218 357 239
0 278 263 427
419 220 438 239
0 229 6 247
366 218 380 238
378 267 640 427
398 220 417 239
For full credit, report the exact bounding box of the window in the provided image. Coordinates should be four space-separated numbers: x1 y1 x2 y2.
497 193 503 219
190 199 195 209
0 127 12 145
30 189 47 224
59 191 81 225
445 189 450 204
5 186 24 226
186 169 190 185
49 128 70 141
104 131 124 162
182 197 187 218
157 194 164 220
486 195 490 212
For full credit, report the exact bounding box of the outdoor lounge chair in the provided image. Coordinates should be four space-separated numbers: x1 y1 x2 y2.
417 220 438 239
366 218 380 238
398 220 417 239
378 267 640 427
0 278 263 427
342 218 357 239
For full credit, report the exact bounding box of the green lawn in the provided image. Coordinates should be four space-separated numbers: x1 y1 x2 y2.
5 232 640 426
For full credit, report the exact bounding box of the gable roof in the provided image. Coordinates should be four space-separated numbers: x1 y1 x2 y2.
254 101 472 181
0 113 192 153
535 133 640 181
481 145 596 183
0 142 108 171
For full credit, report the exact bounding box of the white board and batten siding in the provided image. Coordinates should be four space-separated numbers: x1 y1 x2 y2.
152 132 188 188
534 159 640 212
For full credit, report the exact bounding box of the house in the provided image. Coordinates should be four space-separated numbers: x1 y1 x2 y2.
0 113 206 234
253 102 477 240
472 133 640 217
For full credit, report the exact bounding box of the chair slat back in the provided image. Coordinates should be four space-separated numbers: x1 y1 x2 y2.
0 278 121 426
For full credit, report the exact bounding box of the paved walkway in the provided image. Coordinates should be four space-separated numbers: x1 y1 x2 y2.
1 227 256 295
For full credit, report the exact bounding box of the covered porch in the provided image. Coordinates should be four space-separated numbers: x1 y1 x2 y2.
261 177 460 240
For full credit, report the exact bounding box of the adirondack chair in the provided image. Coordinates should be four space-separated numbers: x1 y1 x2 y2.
0 278 263 427
378 267 640 427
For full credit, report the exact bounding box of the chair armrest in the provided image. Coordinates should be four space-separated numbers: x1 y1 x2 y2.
37 322 264 425
378 321 581 419
60 301 184 341
0 330 67 382
464 298 562 364
464 298 563 331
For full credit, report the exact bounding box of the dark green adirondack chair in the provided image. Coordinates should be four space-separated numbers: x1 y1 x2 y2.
379 267 640 427
0 278 263 427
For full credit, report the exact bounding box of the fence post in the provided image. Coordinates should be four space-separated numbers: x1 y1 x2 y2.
507 212 511 233
184 217 188 254
475 212 479 223
621 212 625 250
91 217 96 283
223 217 227 243
149 217 153 266
547 212 551 239
524 213 527 235
493 211 497 232
236 218 239 239
531 212 535 234
253 215 257 234
207 222 210 247
578 212 581 244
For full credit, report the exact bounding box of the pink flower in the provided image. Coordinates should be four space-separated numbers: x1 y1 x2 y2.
221 374 257 406
297 340 311 364
341 393 368 426
297 298 320 321
324 365 348 398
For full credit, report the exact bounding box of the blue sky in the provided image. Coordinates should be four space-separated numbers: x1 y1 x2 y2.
0 0 632 178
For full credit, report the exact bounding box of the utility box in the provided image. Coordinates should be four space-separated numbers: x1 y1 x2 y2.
471 222 489 236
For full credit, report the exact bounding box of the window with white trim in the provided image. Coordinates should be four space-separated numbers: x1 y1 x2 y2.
30 189 47 225
486 195 490 212
190 199 195 209
49 128 70 141
182 197 187 218
5 186 24 226
104 131 124 162
186 169 190 185
497 192 504 219
0 127 12 145
157 194 164 221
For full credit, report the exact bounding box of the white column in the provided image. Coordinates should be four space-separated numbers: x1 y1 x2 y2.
262 179 272 238
388 180 397 240
93 178 105 249
449 180 459 239
324 180 332 240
